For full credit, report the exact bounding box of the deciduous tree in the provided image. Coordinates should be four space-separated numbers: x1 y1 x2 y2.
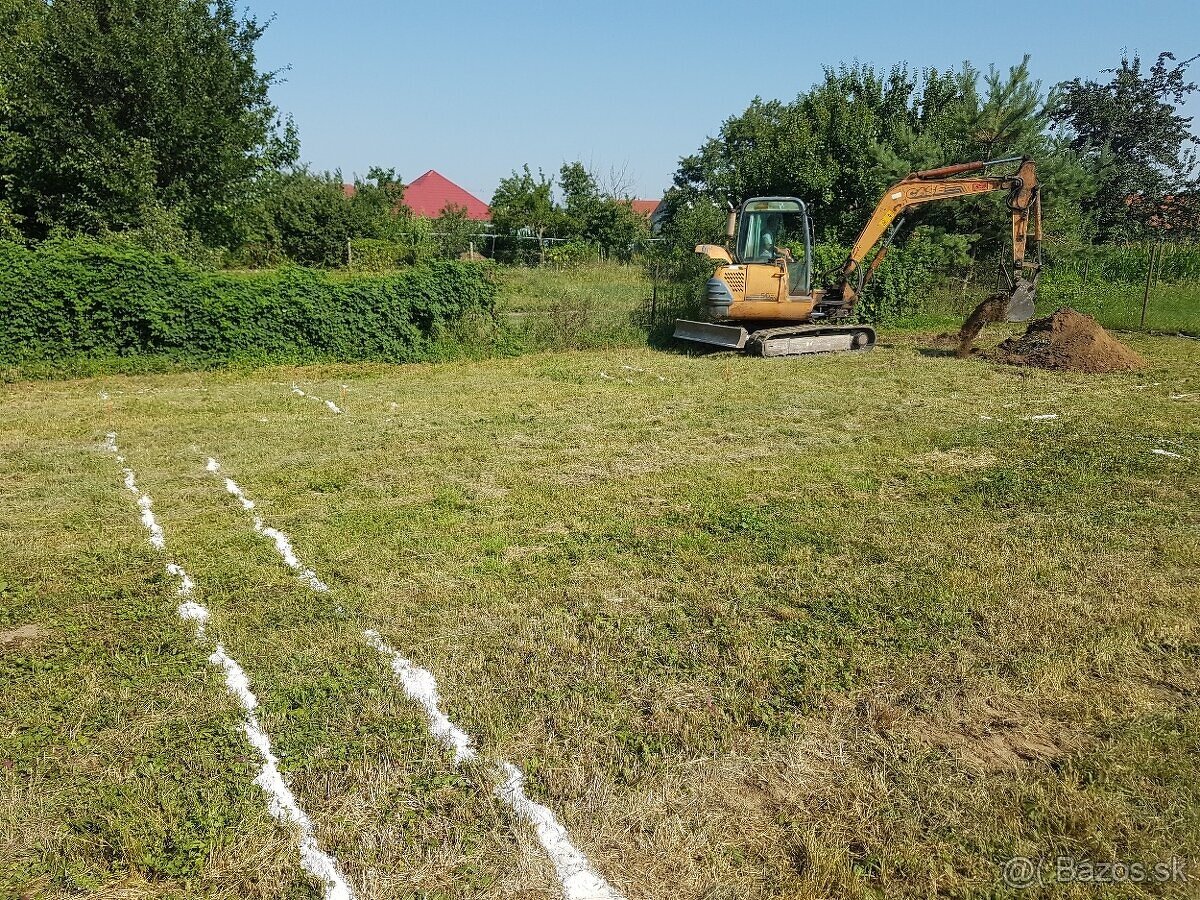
6 0 297 245
490 165 560 263
1050 52 1200 239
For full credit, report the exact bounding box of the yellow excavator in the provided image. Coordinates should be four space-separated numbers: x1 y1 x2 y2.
673 155 1043 356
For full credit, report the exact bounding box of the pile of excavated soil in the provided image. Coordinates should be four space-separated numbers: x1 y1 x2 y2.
987 307 1145 373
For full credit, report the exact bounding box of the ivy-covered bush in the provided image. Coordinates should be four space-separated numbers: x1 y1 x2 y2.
0 238 496 364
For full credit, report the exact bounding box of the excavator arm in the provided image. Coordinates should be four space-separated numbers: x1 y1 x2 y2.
828 156 1042 320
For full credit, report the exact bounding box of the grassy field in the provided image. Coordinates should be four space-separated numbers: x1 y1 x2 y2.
496 264 651 350
1038 280 1200 335
2 325 1199 899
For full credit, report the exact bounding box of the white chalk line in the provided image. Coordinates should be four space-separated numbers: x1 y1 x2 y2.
104 434 355 900
365 631 625 900
206 458 328 592
601 366 666 384
208 458 624 899
292 384 343 415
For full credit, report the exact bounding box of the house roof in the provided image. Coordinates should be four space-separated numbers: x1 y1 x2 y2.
403 170 491 221
630 199 661 217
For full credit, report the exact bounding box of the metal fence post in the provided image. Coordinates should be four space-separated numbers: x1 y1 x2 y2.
1140 242 1158 329
650 262 658 325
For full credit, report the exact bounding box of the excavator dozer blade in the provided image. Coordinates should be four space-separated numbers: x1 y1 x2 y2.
1005 276 1037 322
672 319 749 350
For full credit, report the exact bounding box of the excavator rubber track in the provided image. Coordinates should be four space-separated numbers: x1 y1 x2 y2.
744 323 876 357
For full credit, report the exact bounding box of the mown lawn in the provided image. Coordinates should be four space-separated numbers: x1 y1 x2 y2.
1 327 1198 899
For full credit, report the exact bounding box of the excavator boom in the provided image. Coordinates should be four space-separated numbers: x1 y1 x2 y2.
829 156 1042 322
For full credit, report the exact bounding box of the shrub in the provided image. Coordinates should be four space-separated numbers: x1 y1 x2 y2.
347 237 429 272
544 240 596 268
0 238 496 365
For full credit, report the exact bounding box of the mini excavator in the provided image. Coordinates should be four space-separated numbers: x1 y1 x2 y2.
674 155 1043 356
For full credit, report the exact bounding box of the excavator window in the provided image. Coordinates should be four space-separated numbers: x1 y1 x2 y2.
735 198 811 294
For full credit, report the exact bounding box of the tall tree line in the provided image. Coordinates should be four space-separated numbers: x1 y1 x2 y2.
660 55 1199 250
1 0 1195 262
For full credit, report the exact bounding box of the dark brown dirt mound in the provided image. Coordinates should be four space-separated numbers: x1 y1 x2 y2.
987 307 1145 373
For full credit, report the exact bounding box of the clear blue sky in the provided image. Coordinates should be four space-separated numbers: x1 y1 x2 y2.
242 0 1200 202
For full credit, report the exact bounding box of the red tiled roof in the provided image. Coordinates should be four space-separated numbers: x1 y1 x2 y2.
402 170 491 221
342 183 357 199
630 199 661 217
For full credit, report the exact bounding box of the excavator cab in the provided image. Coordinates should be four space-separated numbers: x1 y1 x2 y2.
735 198 812 295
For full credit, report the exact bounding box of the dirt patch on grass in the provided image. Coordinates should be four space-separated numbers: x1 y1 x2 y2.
0 624 42 651
927 700 1075 772
986 308 1146 373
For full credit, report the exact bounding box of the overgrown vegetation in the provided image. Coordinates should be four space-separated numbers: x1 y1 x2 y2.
0 239 497 368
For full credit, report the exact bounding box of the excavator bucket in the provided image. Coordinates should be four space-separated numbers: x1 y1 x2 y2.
1005 276 1038 322
957 273 1039 358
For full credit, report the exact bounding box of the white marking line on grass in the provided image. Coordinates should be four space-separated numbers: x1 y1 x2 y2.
209 648 354 900
105 434 167 550
103 435 355 900
205 458 328 592
620 365 667 383
292 385 343 415
364 630 474 762
1022 414 1059 421
365 631 624 900
209 460 625 899
1152 449 1190 460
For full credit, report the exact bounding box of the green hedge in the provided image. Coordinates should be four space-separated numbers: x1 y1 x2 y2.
0 239 496 364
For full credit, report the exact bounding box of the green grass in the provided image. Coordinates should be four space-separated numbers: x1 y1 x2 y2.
1038 279 1200 335
495 262 651 349
2 326 1197 899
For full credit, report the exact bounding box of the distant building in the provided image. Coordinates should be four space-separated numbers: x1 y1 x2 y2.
340 170 491 222
403 170 491 221
629 199 661 218
631 198 669 233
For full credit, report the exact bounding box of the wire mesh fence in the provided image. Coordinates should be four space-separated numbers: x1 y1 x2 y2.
1035 240 1200 334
